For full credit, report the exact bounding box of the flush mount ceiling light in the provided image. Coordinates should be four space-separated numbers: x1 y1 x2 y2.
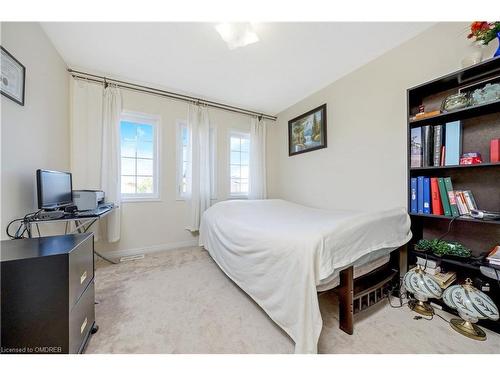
215 23 259 50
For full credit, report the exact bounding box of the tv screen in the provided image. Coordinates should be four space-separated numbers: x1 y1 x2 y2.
36 169 73 209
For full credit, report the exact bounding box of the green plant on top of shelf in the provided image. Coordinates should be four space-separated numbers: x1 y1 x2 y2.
416 239 472 258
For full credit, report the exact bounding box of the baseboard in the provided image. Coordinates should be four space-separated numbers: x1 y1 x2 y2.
101 239 200 260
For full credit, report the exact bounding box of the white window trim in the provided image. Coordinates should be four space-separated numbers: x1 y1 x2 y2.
176 120 188 201
228 129 250 199
176 120 217 201
120 110 161 203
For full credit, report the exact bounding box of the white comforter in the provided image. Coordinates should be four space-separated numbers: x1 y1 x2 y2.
199 199 411 353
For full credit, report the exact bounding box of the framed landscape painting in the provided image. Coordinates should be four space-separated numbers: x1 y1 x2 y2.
288 104 327 156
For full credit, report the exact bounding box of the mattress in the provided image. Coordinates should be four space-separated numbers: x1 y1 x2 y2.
199 199 411 353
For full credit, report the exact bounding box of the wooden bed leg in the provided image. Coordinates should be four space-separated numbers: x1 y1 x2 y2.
399 244 408 280
339 266 354 335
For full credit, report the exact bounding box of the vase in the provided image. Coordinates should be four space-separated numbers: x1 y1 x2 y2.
494 32 500 58
461 41 484 68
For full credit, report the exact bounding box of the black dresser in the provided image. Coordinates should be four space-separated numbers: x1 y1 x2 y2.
1 233 96 354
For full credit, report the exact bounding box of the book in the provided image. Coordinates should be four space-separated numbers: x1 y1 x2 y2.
445 121 461 166
417 176 424 214
440 145 446 166
422 125 434 167
444 177 460 217
433 125 443 166
491 139 500 163
416 256 440 269
437 177 452 216
430 178 443 215
432 271 457 289
463 190 478 211
410 127 422 168
412 110 441 120
410 178 418 213
423 177 431 214
454 191 469 215
487 245 500 263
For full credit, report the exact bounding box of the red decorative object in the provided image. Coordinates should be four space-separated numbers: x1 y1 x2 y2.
460 156 483 165
491 139 500 163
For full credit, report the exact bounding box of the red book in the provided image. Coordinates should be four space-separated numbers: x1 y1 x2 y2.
491 139 500 163
430 177 444 215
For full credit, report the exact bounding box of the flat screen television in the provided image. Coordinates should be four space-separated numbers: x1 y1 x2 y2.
36 169 73 210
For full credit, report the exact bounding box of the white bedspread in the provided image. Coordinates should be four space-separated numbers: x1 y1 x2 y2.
199 199 411 353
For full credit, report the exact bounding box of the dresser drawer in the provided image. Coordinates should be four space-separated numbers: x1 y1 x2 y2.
69 280 95 354
68 235 94 308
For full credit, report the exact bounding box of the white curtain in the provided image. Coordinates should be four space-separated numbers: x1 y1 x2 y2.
70 79 122 242
249 117 267 200
101 86 122 242
186 104 211 232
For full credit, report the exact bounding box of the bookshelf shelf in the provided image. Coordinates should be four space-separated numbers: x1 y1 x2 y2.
410 162 500 172
406 58 500 334
409 213 500 225
409 98 500 127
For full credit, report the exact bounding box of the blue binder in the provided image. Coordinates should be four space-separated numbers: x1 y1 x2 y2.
417 176 424 214
423 177 431 214
410 178 417 213
445 121 461 166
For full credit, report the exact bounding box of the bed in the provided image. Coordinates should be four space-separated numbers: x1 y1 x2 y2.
199 199 411 353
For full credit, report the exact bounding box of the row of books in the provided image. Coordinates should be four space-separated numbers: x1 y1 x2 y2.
415 257 457 288
410 121 461 168
410 176 478 216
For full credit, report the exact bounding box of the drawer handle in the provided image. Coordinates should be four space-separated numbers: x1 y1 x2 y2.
80 271 87 284
80 317 88 334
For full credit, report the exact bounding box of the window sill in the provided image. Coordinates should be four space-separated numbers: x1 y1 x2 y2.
121 197 162 203
176 196 218 202
229 195 248 200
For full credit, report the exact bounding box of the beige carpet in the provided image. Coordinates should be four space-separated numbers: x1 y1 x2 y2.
86 246 500 354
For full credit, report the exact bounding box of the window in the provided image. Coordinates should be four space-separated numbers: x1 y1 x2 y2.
120 112 160 201
176 121 217 200
229 131 250 197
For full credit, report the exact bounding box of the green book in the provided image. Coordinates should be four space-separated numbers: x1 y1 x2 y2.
444 177 460 217
438 177 452 217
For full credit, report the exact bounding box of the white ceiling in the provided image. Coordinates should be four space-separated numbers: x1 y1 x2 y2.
41 22 433 114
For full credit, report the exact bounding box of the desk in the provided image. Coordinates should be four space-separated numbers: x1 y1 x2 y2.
27 204 116 264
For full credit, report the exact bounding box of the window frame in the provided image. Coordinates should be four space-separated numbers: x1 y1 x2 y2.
176 120 217 201
120 111 161 202
228 129 250 199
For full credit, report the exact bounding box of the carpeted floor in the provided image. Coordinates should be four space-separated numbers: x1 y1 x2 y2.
86 246 500 354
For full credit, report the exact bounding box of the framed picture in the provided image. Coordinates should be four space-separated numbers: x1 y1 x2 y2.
1 46 26 106
288 104 327 156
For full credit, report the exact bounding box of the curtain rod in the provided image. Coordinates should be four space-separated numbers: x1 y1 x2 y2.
67 68 277 121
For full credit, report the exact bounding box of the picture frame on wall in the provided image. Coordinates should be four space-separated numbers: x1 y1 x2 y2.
1 46 26 106
288 103 327 156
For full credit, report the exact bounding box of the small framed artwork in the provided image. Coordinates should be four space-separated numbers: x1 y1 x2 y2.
1 46 26 106
288 104 327 156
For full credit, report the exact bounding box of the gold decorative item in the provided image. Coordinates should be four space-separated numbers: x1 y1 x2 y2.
403 266 443 316
442 278 499 341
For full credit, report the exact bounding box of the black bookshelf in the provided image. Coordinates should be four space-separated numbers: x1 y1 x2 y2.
406 57 500 334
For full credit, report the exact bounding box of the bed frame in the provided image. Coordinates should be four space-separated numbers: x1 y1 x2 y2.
332 245 408 334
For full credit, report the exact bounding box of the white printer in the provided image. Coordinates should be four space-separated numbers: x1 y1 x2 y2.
73 190 105 211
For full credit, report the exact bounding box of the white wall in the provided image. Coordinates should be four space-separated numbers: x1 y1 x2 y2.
1 22 69 238
267 23 497 212
95 88 254 256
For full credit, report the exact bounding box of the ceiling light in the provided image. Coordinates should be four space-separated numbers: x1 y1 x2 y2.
215 23 259 50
